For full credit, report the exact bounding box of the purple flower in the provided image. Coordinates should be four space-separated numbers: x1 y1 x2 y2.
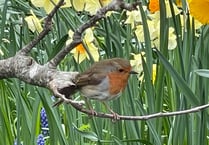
40 108 49 136
37 134 45 145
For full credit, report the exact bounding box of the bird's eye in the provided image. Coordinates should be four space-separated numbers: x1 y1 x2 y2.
118 68 124 72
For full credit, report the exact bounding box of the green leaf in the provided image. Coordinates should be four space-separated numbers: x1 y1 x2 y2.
155 49 199 105
73 124 98 142
48 34 69 61
194 69 209 78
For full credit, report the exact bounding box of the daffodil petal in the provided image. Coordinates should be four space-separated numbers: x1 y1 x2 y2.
73 52 87 64
84 28 94 42
71 0 85 11
189 0 209 24
84 0 101 15
31 0 45 7
87 43 99 61
25 10 43 33
84 0 111 15
165 0 181 18
125 10 142 28
152 64 157 84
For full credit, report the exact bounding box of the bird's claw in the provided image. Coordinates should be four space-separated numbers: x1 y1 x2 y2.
111 112 120 121
89 109 98 116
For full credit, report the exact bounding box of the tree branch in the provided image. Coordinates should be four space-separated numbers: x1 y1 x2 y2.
48 0 141 67
18 0 65 55
66 101 209 120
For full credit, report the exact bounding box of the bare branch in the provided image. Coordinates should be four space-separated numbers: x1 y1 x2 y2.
18 0 65 55
0 58 15 79
0 54 78 101
66 101 209 120
48 0 141 67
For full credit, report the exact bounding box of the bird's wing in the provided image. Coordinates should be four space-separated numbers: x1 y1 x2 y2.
75 71 107 86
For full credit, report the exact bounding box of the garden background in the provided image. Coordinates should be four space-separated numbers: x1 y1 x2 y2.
0 0 209 144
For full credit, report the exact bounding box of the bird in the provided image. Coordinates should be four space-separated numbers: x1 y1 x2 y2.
53 58 137 119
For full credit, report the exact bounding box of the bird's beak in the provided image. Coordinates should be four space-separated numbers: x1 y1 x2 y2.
129 70 138 74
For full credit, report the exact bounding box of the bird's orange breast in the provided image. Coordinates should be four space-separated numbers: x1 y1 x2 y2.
108 71 130 97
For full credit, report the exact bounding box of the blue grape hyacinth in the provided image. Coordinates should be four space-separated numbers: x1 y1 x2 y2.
40 108 49 136
37 134 45 145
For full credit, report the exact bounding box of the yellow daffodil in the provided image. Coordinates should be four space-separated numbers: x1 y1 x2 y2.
193 19 203 30
180 14 203 36
130 52 157 84
84 0 112 15
100 0 112 6
31 0 71 14
130 52 145 75
135 20 159 43
152 27 177 50
149 0 159 13
135 15 177 50
189 0 209 24
152 64 157 84
135 25 144 42
71 43 88 63
24 10 43 33
167 27 177 50
165 0 181 18
125 10 142 29
71 0 85 11
176 0 192 7
148 0 181 18
67 28 99 63
135 5 178 50
153 27 176 50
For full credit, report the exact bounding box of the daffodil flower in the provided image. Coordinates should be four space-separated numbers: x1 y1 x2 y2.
31 0 71 14
134 11 177 50
135 19 159 45
125 10 142 29
165 0 181 18
189 0 209 24
180 14 202 31
130 52 157 84
24 10 43 33
130 52 145 76
84 0 112 15
148 0 159 13
71 0 85 11
67 28 99 64
148 0 181 18
152 64 157 84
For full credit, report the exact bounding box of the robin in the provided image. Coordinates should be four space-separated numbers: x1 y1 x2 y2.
54 58 137 119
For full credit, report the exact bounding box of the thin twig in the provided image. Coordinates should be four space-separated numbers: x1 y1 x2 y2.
67 101 209 120
19 0 65 55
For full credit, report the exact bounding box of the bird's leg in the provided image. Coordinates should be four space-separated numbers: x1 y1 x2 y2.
84 97 97 116
102 102 120 120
